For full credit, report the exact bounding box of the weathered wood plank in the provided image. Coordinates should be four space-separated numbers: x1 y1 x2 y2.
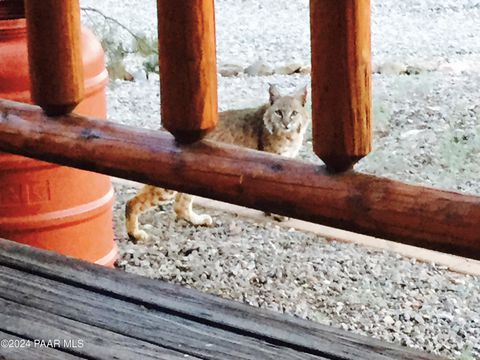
0 330 83 360
0 265 324 360
0 239 444 360
24 0 84 115
0 100 479 259
310 0 372 171
0 296 201 360
157 0 218 143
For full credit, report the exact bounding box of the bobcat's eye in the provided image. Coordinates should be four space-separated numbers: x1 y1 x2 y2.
291 110 298 117
274 110 283 117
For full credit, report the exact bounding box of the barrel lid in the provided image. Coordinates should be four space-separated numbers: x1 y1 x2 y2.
0 0 25 20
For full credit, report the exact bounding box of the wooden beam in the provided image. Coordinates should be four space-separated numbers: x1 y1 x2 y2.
310 0 372 172
157 0 218 143
0 99 479 260
24 0 84 115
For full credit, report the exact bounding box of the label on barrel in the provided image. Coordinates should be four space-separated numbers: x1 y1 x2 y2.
0 181 51 207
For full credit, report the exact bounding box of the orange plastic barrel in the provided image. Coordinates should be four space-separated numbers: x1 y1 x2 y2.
0 1 117 267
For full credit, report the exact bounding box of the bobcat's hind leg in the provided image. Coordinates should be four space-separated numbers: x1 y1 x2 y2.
125 185 176 243
174 193 213 226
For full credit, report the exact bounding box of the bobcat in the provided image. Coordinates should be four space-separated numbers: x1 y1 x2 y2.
126 84 309 242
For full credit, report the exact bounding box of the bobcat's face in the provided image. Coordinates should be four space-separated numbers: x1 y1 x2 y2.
263 85 309 137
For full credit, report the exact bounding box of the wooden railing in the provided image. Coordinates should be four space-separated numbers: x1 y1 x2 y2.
1 0 479 260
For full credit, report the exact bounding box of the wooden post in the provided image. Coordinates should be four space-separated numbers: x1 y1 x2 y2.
310 0 372 172
2 99 480 261
24 0 84 116
157 0 218 144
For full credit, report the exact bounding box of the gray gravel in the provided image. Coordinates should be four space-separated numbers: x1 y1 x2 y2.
81 0 480 68
81 1 480 359
113 184 480 359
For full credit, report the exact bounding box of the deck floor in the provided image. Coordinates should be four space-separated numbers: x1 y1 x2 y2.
0 239 443 360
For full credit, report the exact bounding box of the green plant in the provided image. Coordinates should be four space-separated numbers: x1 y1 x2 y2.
372 95 392 136
439 119 479 176
132 34 158 57
456 348 475 360
132 35 159 75
81 7 159 80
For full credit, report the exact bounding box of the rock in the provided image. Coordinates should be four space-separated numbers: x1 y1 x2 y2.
376 62 407 75
130 69 148 82
438 61 471 74
219 64 244 77
299 65 311 74
244 60 274 76
275 63 302 75
400 129 424 139
383 315 395 326
123 70 135 82
405 65 424 75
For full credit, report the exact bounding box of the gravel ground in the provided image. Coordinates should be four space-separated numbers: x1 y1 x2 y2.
81 0 480 67
81 1 480 359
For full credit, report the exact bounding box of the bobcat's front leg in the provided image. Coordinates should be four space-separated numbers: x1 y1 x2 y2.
174 193 213 226
125 185 176 242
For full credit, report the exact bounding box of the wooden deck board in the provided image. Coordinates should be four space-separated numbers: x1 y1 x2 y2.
0 297 198 360
0 265 322 360
0 239 444 360
0 330 82 360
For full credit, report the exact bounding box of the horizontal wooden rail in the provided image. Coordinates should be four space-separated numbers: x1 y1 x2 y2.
1 99 479 260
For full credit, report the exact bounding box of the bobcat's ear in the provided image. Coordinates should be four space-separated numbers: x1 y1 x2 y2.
269 84 281 105
295 85 308 107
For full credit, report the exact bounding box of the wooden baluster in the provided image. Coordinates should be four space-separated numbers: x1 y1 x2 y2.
310 0 372 172
24 0 84 116
157 0 218 144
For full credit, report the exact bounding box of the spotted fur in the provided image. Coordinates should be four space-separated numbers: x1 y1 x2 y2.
126 84 309 242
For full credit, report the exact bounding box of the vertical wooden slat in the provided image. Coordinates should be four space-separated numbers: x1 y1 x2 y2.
310 0 372 172
157 0 218 144
24 0 84 116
